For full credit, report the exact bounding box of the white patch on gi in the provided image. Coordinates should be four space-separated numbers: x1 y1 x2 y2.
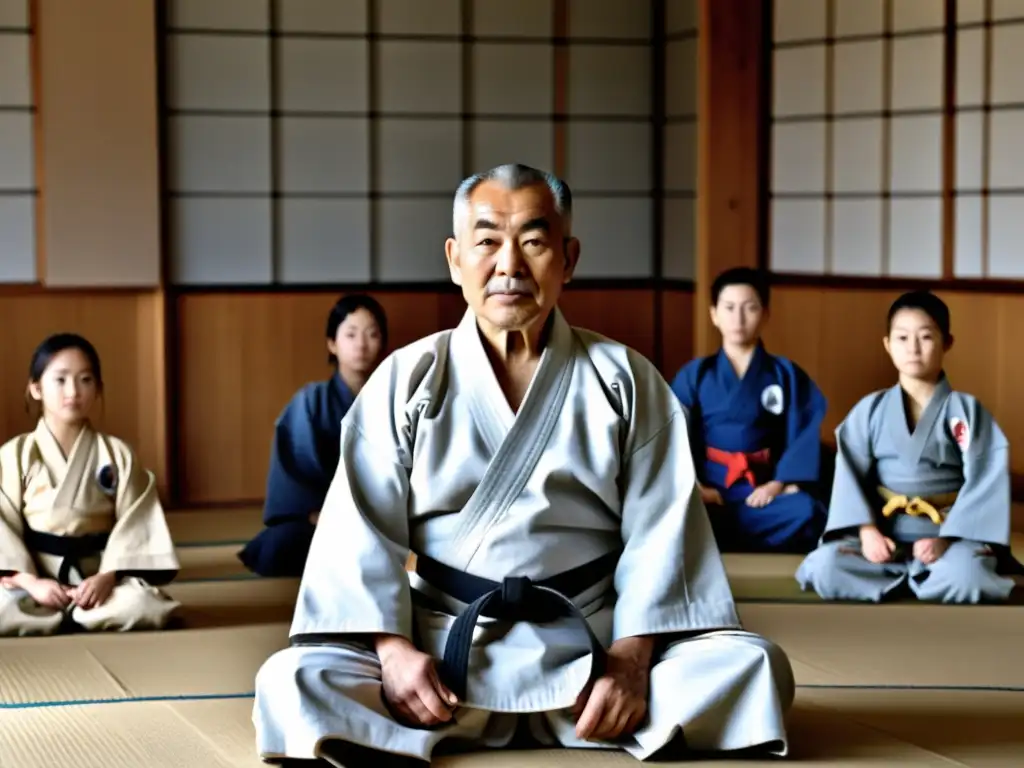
761 384 784 415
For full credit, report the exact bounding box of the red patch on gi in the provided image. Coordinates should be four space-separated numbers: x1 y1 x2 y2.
949 418 969 451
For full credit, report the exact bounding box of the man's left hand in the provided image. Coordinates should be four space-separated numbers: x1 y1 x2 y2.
746 480 784 508
573 637 652 742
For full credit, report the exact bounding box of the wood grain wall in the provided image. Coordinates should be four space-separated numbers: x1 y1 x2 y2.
763 286 1024 476
175 285 693 504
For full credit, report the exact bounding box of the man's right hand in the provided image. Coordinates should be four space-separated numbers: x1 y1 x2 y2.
859 525 895 564
376 634 458 728
699 485 723 507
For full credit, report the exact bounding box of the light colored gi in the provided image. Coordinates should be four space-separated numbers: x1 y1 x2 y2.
0 421 181 636
796 376 1017 603
254 308 794 764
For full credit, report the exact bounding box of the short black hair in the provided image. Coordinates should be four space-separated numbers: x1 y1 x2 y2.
29 333 104 390
326 294 389 366
710 267 770 308
887 290 951 341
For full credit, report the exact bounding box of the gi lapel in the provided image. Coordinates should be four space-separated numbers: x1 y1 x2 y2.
50 424 96 519
736 343 773 413
444 308 576 571
891 376 952 464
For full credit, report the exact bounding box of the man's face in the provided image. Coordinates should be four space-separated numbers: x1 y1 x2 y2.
444 181 579 333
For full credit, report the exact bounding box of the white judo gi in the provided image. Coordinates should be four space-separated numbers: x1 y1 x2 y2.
253 308 794 764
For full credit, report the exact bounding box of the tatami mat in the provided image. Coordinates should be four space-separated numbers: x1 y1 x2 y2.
4 600 1022 708
3 689 1022 767
165 578 299 627
740 603 1024 688
2 504 1022 766
167 505 263 547
0 698 257 768
167 508 1024 608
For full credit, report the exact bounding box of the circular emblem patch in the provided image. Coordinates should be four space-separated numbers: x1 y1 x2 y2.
761 384 784 415
96 464 118 495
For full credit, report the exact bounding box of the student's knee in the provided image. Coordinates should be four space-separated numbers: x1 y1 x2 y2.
916 543 1014 604
0 587 64 637
72 577 180 632
241 521 316 577
795 541 852 596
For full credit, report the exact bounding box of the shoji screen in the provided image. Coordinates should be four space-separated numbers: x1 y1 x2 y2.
563 0 654 278
662 0 697 281
770 0 946 278
164 0 662 285
955 1 1024 279
0 0 34 282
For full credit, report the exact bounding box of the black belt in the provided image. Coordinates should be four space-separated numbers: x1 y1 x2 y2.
22 529 109 585
415 551 619 701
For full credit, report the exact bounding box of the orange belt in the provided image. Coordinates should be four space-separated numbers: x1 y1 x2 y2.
705 446 771 489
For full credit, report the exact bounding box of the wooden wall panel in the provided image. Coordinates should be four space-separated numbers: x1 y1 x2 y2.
659 288 695 378
176 291 453 503
763 286 1024 476
559 289 657 362
0 289 166 492
175 287 688 505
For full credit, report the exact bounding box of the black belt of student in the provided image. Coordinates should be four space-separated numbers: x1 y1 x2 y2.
414 551 619 701
22 528 110 585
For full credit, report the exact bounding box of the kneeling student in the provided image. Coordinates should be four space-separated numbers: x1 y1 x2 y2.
0 333 181 636
671 267 829 553
238 294 388 577
796 291 1019 604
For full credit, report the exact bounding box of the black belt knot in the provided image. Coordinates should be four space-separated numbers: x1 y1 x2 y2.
500 575 530 618
22 528 109 585
414 551 619 701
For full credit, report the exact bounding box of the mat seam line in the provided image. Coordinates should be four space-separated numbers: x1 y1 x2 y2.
4 684 1023 710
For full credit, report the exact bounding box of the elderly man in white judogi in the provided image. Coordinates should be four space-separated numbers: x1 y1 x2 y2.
252 164 795 767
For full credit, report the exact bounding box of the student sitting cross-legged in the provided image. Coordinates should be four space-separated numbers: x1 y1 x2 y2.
0 333 180 636
796 290 1020 604
670 267 830 554
238 294 389 578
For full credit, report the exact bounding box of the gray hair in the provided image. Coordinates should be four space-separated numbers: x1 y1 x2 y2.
452 163 573 236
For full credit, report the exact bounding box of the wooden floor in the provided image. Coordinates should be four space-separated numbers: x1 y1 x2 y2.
1 506 1022 767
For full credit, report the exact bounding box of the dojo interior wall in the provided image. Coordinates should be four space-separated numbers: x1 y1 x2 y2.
0 1 170 493
758 0 1024 487
165 0 695 503
5 0 1023 511
0 0 698 506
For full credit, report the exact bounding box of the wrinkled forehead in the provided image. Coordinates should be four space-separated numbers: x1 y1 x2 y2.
462 181 563 233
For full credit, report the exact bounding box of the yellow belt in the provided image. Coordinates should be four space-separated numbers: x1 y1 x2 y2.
877 486 958 525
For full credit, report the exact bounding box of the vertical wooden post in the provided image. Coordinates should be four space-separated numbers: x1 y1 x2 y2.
694 0 767 356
